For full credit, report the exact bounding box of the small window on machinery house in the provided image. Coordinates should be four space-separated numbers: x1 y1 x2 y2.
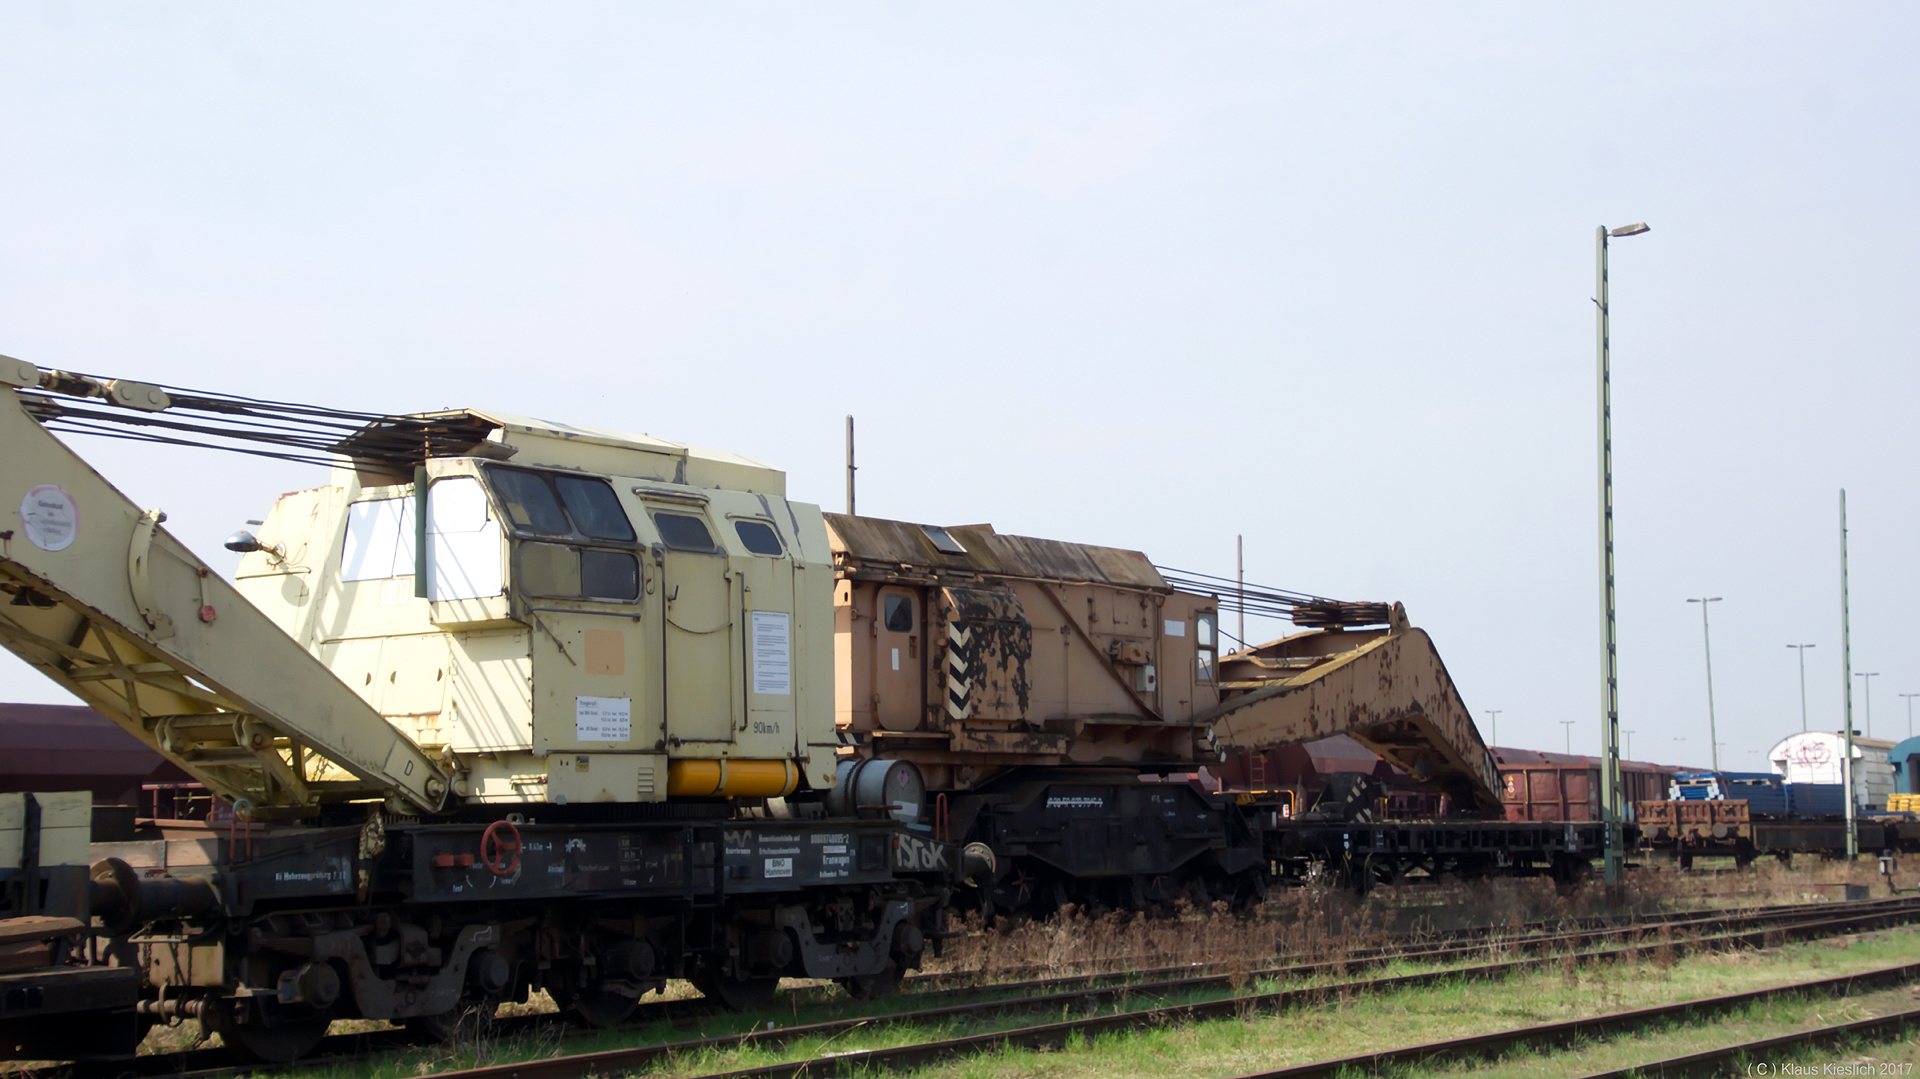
920 526 967 556
1196 613 1217 681
883 594 915 633
653 512 716 552
734 519 783 556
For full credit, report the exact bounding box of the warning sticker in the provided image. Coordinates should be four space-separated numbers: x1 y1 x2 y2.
19 485 79 552
751 610 791 695
575 696 631 742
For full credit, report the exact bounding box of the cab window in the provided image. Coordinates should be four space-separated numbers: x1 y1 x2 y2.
489 469 571 534
554 475 635 541
520 543 640 602
1196 613 1217 681
485 467 641 604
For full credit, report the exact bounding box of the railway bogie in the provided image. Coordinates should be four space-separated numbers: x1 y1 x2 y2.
74 811 954 1061
945 769 1267 917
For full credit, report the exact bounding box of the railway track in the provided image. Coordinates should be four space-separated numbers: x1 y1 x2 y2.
1224 961 1920 1076
403 902 1920 1079
910 889 1914 989
1581 1008 1920 1077
96 894 1917 1079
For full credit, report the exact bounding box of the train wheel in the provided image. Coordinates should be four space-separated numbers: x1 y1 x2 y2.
550 982 639 1027
201 999 329 1064
692 965 779 1011
839 959 901 1000
1230 870 1268 913
1003 863 1040 912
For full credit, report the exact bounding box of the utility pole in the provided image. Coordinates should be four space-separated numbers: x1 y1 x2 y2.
1597 220 1649 889
1902 693 1920 741
1856 672 1880 739
1688 597 1724 771
1561 719 1576 754
1841 489 1856 859
1624 729 1635 759
1484 710 1502 748
1236 535 1245 649
1787 644 1816 732
844 416 856 516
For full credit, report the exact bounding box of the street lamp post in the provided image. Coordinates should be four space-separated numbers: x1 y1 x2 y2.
1688 597 1724 771
1787 644 1817 732
1902 693 1920 741
1856 672 1880 739
1484 710 1502 748
1598 220 1649 889
1561 720 1576 754
1624 729 1635 759
1840 490 1856 859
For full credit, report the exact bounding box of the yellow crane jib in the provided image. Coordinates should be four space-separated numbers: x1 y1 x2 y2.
0 360 449 815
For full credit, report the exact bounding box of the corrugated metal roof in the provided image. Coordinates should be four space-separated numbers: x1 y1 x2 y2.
825 514 1168 590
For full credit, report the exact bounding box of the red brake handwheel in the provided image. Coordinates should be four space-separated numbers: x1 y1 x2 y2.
481 819 522 877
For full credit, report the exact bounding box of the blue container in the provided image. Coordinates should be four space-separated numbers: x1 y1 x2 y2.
1721 774 1788 816
1788 783 1847 818
1670 772 1788 814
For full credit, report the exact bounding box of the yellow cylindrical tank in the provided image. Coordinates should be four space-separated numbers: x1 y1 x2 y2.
667 759 800 798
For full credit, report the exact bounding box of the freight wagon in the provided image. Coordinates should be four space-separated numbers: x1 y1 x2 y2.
1494 748 1674 823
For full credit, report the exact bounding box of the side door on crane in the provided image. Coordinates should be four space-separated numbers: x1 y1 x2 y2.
711 493 800 761
484 466 663 797
643 499 741 749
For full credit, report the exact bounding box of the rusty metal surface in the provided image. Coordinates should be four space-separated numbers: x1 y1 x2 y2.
939 586 1031 722
825 514 1166 591
1496 752 1679 823
830 513 1496 813
1196 621 1504 813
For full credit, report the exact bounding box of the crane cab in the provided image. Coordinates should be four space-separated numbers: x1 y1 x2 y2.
233 411 837 806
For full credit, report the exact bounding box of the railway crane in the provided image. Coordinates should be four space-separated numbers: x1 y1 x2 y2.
0 355 1498 1061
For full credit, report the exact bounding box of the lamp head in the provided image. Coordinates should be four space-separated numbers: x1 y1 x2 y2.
1609 222 1651 238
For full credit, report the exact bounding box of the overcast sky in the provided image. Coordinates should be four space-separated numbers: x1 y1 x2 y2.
3 4 1917 770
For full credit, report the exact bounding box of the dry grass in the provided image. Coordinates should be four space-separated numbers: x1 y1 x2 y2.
923 857 1900 988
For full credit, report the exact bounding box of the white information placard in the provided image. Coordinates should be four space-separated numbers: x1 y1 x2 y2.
19 485 79 552
1164 619 1186 637
751 611 791 695
575 696 632 742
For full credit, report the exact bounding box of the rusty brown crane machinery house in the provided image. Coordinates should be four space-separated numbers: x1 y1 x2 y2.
0 356 1504 1063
